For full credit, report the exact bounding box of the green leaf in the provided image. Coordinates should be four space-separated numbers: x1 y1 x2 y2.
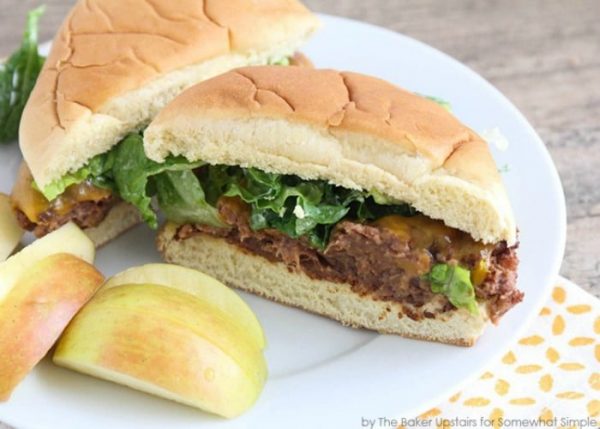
40 133 209 228
38 136 419 244
41 166 92 200
40 149 115 200
154 170 224 227
111 133 203 228
425 263 479 314
420 94 452 112
268 56 291 66
195 165 416 248
0 6 45 143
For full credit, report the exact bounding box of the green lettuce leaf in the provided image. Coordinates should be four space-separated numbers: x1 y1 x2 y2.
40 145 116 200
190 165 416 248
268 56 291 66
41 167 95 201
39 140 116 201
37 134 418 247
0 6 45 143
111 134 204 228
154 170 223 227
425 263 479 314
40 133 208 229
420 94 452 112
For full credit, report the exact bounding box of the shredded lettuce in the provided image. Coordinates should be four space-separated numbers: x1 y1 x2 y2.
40 152 113 200
40 133 205 228
154 170 223 228
39 133 417 247
36 135 417 247
110 134 208 228
42 168 94 201
188 165 416 248
39 131 481 314
425 263 479 314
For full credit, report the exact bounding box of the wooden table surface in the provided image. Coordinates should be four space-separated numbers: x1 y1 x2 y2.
0 0 598 427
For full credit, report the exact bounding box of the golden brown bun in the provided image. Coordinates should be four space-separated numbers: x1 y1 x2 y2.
20 0 319 190
145 67 516 244
157 223 489 346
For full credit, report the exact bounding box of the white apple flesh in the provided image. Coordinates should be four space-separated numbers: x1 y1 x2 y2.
0 193 23 261
0 252 104 400
54 283 268 418
0 222 102 400
102 263 266 350
0 222 96 303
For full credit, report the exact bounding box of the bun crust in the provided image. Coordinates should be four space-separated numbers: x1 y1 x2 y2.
157 223 488 346
145 66 516 244
20 0 319 189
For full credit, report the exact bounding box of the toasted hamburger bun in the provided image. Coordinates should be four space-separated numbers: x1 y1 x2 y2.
145 66 515 245
20 0 319 190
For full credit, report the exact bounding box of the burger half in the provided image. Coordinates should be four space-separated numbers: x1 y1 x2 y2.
143 66 522 346
11 0 319 246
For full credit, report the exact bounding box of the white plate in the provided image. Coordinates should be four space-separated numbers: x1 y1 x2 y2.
0 14 566 429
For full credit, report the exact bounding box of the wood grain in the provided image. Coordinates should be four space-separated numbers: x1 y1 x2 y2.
0 0 598 427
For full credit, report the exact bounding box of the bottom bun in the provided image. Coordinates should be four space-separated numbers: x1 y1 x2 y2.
157 223 490 347
84 202 141 247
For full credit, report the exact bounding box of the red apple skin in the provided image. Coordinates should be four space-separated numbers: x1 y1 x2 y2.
0 253 104 400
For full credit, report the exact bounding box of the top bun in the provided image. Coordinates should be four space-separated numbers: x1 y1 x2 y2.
144 66 516 244
20 0 319 189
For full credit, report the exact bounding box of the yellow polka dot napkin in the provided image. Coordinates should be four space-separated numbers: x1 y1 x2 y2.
409 278 600 428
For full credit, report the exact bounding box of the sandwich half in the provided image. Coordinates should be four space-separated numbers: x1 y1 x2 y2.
11 0 319 246
145 66 522 346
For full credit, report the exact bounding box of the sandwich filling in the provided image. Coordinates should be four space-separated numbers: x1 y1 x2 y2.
176 198 521 322
12 133 521 320
11 163 117 237
169 169 521 323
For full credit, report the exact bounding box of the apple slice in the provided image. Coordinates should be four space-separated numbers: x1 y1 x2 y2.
0 253 104 400
0 222 95 303
0 222 102 400
0 193 23 261
103 264 266 350
54 283 267 418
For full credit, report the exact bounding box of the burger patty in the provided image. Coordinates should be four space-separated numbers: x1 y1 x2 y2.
176 197 522 322
15 196 117 237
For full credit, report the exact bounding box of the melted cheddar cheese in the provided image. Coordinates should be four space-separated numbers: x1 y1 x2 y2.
373 214 493 280
11 163 111 223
